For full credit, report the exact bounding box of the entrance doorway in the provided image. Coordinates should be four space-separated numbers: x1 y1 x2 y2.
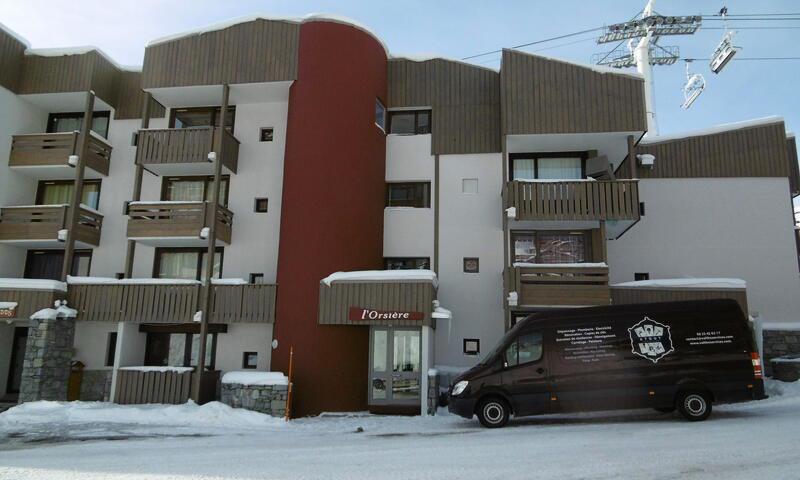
369 327 421 408
6 327 28 398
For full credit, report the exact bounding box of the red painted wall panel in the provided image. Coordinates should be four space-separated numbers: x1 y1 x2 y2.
272 21 387 417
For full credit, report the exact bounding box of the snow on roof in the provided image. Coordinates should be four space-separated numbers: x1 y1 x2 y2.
222 371 289 386
0 302 18 310
613 278 746 289
119 366 194 373
641 116 785 145
147 13 389 56
321 269 438 287
391 53 499 73
211 278 249 285
513 262 608 269
24 46 135 72
31 303 77 320
788 131 795 139
67 276 200 285
508 49 644 80
0 21 30 48
0 278 67 292
762 322 800 331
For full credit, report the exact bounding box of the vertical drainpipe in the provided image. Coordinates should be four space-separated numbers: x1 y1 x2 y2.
193 83 229 402
123 91 153 278
61 90 95 281
433 154 440 275
499 52 510 331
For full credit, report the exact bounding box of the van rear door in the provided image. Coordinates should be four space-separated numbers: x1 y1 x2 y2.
501 328 551 417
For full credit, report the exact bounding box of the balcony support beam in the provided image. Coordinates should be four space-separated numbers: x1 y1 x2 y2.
194 83 229 402
124 92 153 278
61 91 95 281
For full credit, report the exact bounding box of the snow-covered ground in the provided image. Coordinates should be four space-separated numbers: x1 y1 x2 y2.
1 381 799 480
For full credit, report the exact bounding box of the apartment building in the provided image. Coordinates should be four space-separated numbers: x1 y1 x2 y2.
0 15 798 417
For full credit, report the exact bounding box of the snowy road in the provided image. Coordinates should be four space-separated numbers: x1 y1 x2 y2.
1 381 799 480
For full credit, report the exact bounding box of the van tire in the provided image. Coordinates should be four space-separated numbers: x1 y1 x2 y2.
677 391 712 421
476 397 510 428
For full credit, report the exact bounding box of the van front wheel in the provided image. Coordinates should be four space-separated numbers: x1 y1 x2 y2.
477 397 510 428
677 391 712 421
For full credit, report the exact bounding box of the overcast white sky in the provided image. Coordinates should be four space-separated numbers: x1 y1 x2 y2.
1 0 799 137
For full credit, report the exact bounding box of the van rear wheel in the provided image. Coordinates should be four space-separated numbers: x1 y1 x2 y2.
677 391 712 421
477 397 510 428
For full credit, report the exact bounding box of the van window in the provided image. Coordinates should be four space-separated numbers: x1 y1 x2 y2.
505 331 543 367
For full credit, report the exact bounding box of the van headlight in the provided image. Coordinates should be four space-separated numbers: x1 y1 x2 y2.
451 380 469 396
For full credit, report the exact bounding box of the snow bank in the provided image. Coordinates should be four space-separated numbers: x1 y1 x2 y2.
322 269 438 287
613 278 746 289
641 116 784 145
119 366 194 373
222 371 289 386
513 262 608 268
0 278 67 292
0 400 285 430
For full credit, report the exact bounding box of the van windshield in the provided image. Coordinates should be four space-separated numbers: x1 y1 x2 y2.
479 322 524 364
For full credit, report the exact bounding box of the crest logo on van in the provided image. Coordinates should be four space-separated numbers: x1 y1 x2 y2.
628 317 674 363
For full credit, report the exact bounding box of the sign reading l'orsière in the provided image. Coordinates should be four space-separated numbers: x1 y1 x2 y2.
348 307 424 322
0 305 17 319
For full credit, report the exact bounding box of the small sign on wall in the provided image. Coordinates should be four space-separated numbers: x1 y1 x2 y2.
348 307 424 321
0 303 18 319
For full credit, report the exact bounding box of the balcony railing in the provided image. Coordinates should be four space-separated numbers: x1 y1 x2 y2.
506 264 611 307
135 127 239 174
0 204 103 246
0 280 67 320
610 284 748 314
318 278 438 326
126 201 233 244
69 283 277 324
504 180 640 222
9 132 112 176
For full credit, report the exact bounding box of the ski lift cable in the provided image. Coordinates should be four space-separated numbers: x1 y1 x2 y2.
684 57 800 61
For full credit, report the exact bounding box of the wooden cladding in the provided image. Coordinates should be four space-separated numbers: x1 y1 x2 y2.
387 58 501 155
127 201 233 244
501 49 647 135
0 205 103 246
9 132 112 176
787 136 799 195
504 180 640 221
506 265 611 307
115 368 193 405
318 281 437 326
136 128 239 173
611 286 748 315
142 19 299 89
617 122 793 180
114 71 166 120
18 51 120 105
0 27 25 92
0 287 66 320
69 283 277 323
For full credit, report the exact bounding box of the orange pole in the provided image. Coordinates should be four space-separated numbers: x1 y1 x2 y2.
284 346 294 421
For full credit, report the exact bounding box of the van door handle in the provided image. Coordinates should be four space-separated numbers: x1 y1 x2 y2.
536 368 545 375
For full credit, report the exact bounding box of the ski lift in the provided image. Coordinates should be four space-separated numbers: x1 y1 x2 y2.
710 7 739 74
681 60 705 109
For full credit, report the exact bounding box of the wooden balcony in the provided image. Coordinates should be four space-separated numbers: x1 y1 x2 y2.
135 127 239 175
126 201 233 246
114 368 220 405
9 132 112 178
69 282 277 324
506 264 611 307
611 284 748 314
0 204 103 247
0 280 67 320
504 180 640 222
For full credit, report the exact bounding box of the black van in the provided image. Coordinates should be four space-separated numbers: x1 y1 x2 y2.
448 299 766 428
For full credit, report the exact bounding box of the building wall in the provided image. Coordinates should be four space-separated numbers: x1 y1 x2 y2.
436 153 505 367
384 134 435 261
73 321 117 369
608 178 800 323
215 323 273 372
272 20 388 417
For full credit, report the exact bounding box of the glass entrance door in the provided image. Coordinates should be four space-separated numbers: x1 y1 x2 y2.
369 327 421 405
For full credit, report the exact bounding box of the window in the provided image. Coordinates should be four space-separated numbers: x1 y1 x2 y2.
505 331 543 367
242 352 258 369
162 176 229 207
463 257 479 273
635 272 650 281
375 99 386 131
509 153 586 181
105 332 118 367
259 128 274 142
170 106 236 132
462 178 479 194
388 110 431 135
510 312 529 328
384 257 430 270
154 247 223 281
24 250 91 280
36 180 101 210
47 111 111 139
463 338 480 356
144 331 217 369
249 273 265 284
386 182 430 208
254 198 268 213
511 231 590 264
639 202 646 216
